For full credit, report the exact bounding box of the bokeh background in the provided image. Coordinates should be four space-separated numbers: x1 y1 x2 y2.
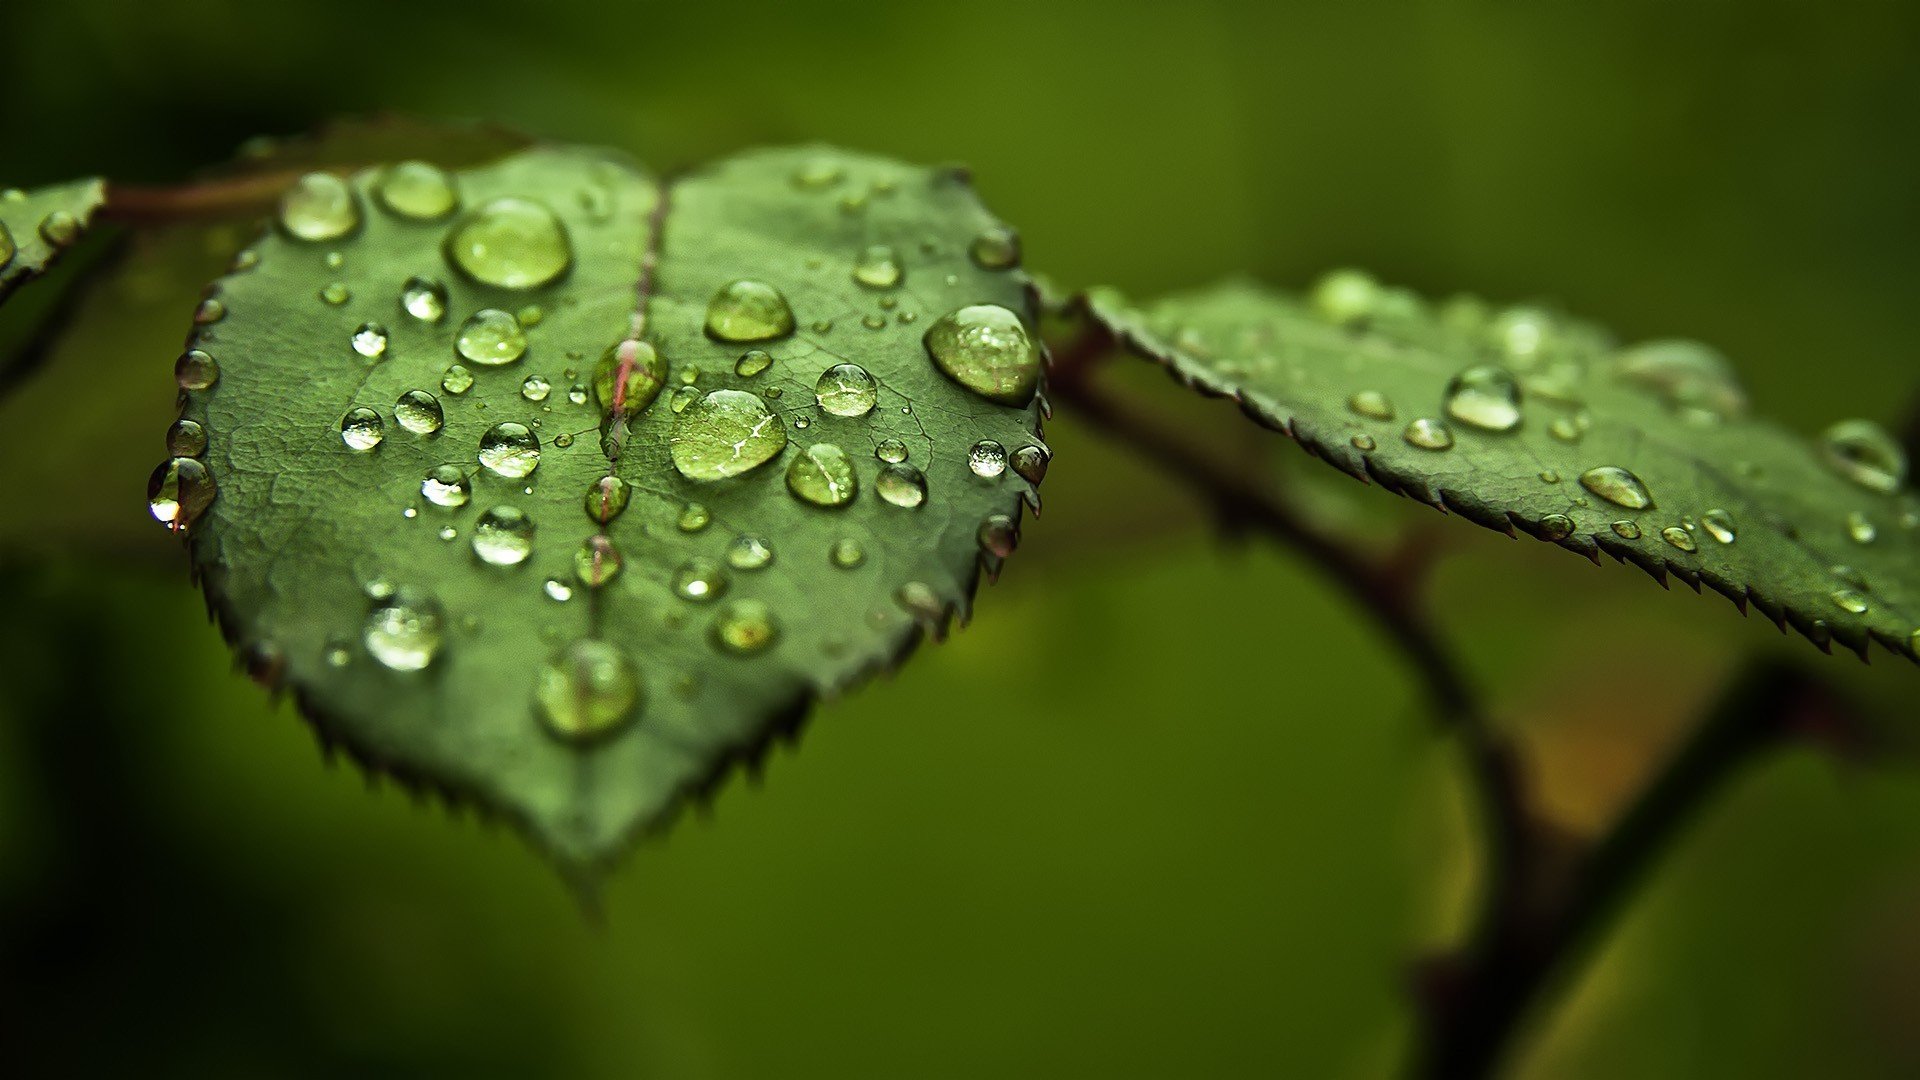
3 1 1919 1076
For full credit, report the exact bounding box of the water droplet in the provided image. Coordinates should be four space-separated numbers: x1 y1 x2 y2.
1347 390 1394 420
875 439 909 464
349 322 389 359
278 172 360 242
147 457 214 533
1009 446 1052 486
704 280 795 342
1611 520 1642 540
815 363 878 417
167 419 207 457
924 304 1039 406
670 389 789 480
1701 509 1736 544
1537 514 1575 541
1579 466 1655 511
968 228 1020 270
320 282 351 306
786 443 859 507
401 276 448 322
478 422 540 478
733 350 774 378
193 298 226 325
727 535 775 570
324 638 353 667
1312 269 1379 325
1847 510 1877 544
711 600 778 654
594 340 668 415
1615 339 1747 418
536 639 640 742
374 161 458 221
471 506 535 565
363 591 444 671
583 476 630 523
1443 366 1523 432
978 514 1017 557
441 365 474 395
1832 588 1870 615
521 374 551 402
575 535 623 588
830 537 866 568
1539 470 1561 484
1489 307 1554 363
1661 526 1697 553
394 390 444 435
1821 419 1906 493
791 158 843 188
421 465 470 507
1402 418 1454 450
340 407 384 450
456 308 528 366
544 578 574 602
852 245 904 290
673 557 729 601
1549 415 1586 443
175 349 219 391
969 440 1008 478
896 582 943 622
876 464 927 508
444 197 573 289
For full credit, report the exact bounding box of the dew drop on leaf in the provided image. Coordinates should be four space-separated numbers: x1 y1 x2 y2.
456 308 529 366
1311 268 1379 326
1614 339 1747 419
278 172 360 242
175 349 219 391
669 389 789 480
478 422 540 478
394 390 445 435
471 506 535 566
1579 466 1655 511
1820 419 1907 494
895 581 943 622
166 419 207 457
786 443 859 507
1537 514 1575 541
678 503 712 533
1832 588 1870 614
1347 390 1394 420
977 514 1018 557
876 464 928 508
1701 509 1736 544
734 349 773 377
444 197 573 289
363 591 445 672
852 244 903 289
815 363 878 417
1443 365 1523 432
1402 417 1454 450
1661 526 1697 553
923 304 1039 406
1847 510 1877 545
968 440 1007 478
521 374 551 402
421 465 470 507
584 476 630 523
726 535 775 570
352 322 389 359
340 407 385 450
1611 520 1642 540
674 557 729 602
704 280 795 343
536 639 640 742
375 161 459 221
401 276 448 322
968 228 1020 270
711 599 777 654
830 537 866 568
574 535 623 588
875 438 908 464
593 340 668 414
147 457 215 533
1010 444 1049 483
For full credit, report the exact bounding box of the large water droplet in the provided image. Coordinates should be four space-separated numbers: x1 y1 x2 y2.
575 535 623 588
1402 418 1454 450
711 600 777 654
1661 526 1697 553
1443 366 1523 432
1011 444 1049 483
521 374 551 402
340 407 385 450
1611 520 1643 540
175 349 219 391
536 639 640 742
969 440 1007 478
167 419 207 457
1579 466 1655 510
978 514 1018 557
735 349 773 378
1701 509 1736 544
363 591 444 671
278 172 360 242
1537 514 1576 541
352 322 389 359
1348 390 1394 420
1821 419 1907 494
704 280 795 342
670 389 789 480
584 476 630 523
375 161 459 221
924 304 1039 406
147 458 215 533
401 276 448 322
394 390 444 435
441 365 474 394
594 340 668 415
456 308 528 366
876 464 927 508
421 465 470 507
786 443 859 507
471 506 535 565
478 422 541 478
444 197 572 289
674 557 730 602
803 363 877 419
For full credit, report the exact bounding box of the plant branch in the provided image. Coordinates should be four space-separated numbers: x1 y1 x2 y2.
99 170 320 225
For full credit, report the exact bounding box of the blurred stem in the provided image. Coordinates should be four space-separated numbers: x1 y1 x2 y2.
101 172 310 223
1410 660 1843 1079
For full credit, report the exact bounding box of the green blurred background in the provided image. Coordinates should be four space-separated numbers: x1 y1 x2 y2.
3 1 1919 1076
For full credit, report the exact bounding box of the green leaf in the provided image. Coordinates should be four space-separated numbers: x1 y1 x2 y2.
1079 272 1918 664
0 178 106 303
162 143 1046 869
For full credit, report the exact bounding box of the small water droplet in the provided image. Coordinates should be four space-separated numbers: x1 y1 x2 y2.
670 389 789 480
478 422 540 478
167 419 207 457
39 211 80 247
791 158 843 188
194 297 226 325
896 582 943 622
786 443 859 507
1351 434 1376 451
351 322 389 359
735 349 773 377
1821 420 1906 493
711 600 778 654
147 457 215 532
968 228 1020 270
444 197 573 289
1549 415 1587 443
421 465 470 507
1701 509 1736 544
568 383 589 406
1661 526 1697 553
1611 520 1642 540
544 578 574 602
456 308 529 366
875 439 909 464
830 537 866 568
704 279 795 342
727 535 775 570
1011 444 1049 483
521 374 551 402
175 349 219 391
278 172 360 242
1402 418 1454 450
471 506 535 565
1579 466 1655 510
320 282 352 306
340 407 385 450
978 514 1018 557
1847 510 1877 544
1832 588 1870 614
401 276 448 322
394 390 444 435
852 244 903 289
924 304 1039 406
1443 366 1523 432
1537 514 1575 541
363 590 444 671
374 161 458 221
673 557 729 602
575 535 623 588
968 440 1008 478
1347 390 1394 420
584 476 630 523
594 340 668 414
536 639 640 742
876 464 928 508
1489 307 1555 363
809 363 879 418
441 365 475 394
678 502 712 532
1615 339 1747 419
